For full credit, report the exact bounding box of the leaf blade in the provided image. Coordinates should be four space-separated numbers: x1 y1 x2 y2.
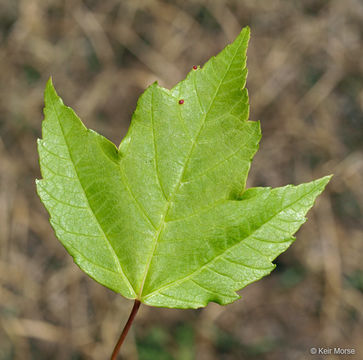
142 176 331 308
37 27 332 309
37 79 137 298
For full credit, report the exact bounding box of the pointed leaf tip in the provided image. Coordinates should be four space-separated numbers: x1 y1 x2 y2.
242 25 250 36
44 77 65 109
45 77 54 94
315 174 333 189
45 77 56 105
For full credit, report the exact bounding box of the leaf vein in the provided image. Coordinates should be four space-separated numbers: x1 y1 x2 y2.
40 163 75 180
49 97 136 297
143 182 319 300
139 31 248 297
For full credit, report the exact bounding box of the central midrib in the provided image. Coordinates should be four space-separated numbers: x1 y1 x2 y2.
136 34 247 299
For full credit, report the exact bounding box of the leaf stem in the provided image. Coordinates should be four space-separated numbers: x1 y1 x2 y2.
111 299 141 360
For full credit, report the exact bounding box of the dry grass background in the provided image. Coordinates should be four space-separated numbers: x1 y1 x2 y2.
0 0 362 359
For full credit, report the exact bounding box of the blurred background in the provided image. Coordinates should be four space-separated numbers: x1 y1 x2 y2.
0 0 362 359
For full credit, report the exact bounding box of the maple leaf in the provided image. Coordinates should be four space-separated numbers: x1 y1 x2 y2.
36 27 331 309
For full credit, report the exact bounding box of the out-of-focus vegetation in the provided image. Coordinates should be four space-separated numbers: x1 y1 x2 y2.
0 0 362 359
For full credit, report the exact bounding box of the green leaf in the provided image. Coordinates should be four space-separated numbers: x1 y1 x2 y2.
36 27 331 309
